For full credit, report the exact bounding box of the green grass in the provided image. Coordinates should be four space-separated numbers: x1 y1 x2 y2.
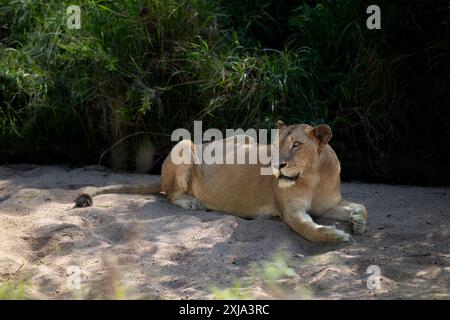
211 252 313 299
0 0 449 184
0 278 29 300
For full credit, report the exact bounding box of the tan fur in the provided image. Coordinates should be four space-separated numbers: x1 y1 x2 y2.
76 123 368 243
160 123 368 242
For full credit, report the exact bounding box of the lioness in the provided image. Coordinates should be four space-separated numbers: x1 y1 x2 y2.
75 122 367 242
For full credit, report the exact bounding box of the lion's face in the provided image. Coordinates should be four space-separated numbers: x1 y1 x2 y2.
272 122 332 188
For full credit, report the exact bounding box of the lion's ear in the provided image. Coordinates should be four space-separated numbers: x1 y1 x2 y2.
312 124 332 145
276 120 286 129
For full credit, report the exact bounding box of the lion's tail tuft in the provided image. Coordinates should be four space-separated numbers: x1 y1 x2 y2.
73 180 162 208
74 193 93 208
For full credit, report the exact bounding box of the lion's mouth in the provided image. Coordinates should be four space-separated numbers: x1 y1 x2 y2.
278 173 300 181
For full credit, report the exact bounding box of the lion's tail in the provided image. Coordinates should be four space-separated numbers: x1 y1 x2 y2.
74 180 162 208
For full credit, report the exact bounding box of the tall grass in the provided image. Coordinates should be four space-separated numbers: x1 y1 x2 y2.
0 0 449 184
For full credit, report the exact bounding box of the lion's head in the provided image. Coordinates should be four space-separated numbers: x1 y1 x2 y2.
271 121 332 188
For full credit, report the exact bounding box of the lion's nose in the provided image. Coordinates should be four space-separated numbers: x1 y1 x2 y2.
279 162 287 169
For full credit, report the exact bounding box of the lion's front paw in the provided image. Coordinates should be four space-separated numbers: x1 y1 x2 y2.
350 207 367 234
317 226 350 243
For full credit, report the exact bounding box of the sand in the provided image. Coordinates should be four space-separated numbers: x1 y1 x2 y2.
0 164 448 299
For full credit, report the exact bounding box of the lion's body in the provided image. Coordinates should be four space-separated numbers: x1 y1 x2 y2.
161 139 277 218
161 140 338 219
76 123 368 242
159 123 367 242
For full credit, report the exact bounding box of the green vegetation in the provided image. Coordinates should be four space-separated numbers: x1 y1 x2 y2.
0 278 29 300
1 0 449 184
212 252 313 299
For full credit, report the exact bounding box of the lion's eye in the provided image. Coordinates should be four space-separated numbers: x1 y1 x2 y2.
292 141 302 149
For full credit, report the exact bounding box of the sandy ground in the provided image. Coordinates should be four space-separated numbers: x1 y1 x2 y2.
0 164 448 299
